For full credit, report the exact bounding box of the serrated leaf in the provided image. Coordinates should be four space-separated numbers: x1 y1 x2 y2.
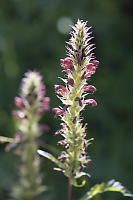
0 136 17 143
37 150 64 168
80 179 133 200
105 180 133 197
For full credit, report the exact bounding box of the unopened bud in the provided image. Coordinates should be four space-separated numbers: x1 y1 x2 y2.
67 78 74 87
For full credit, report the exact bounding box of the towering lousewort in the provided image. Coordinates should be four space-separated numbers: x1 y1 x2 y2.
53 20 99 187
12 71 50 199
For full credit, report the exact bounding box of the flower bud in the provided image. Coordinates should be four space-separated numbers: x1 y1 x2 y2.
58 152 66 163
21 71 45 105
75 97 83 106
58 139 67 147
55 129 63 135
67 78 74 87
63 105 71 111
81 71 86 80
72 116 77 124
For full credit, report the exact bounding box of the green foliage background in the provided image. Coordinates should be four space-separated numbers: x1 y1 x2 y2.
0 0 133 199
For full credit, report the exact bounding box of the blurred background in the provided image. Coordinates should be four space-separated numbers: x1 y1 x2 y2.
0 0 133 199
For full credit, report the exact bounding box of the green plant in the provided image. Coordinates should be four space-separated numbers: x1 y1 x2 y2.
38 19 133 200
0 19 133 200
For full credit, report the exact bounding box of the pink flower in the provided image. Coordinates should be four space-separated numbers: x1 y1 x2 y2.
14 97 25 108
40 105 49 114
91 60 99 67
60 59 75 73
54 85 68 97
85 65 97 78
83 99 97 107
83 85 96 93
42 97 50 105
52 108 64 118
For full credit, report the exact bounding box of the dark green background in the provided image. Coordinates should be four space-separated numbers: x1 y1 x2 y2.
0 0 133 199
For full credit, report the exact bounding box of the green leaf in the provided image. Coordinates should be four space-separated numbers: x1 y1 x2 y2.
71 178 86 188
80 179 133 200
37 150 64 168
75 172 90 179
0 136 17 143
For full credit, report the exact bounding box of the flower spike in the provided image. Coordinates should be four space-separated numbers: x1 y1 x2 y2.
12 71 49 199
52 19 99 187
38 19 99 188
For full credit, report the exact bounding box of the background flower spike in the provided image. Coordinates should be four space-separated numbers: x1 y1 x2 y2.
11 71 50 199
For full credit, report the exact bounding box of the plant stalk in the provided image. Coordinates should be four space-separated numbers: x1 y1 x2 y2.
68 181 72 200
